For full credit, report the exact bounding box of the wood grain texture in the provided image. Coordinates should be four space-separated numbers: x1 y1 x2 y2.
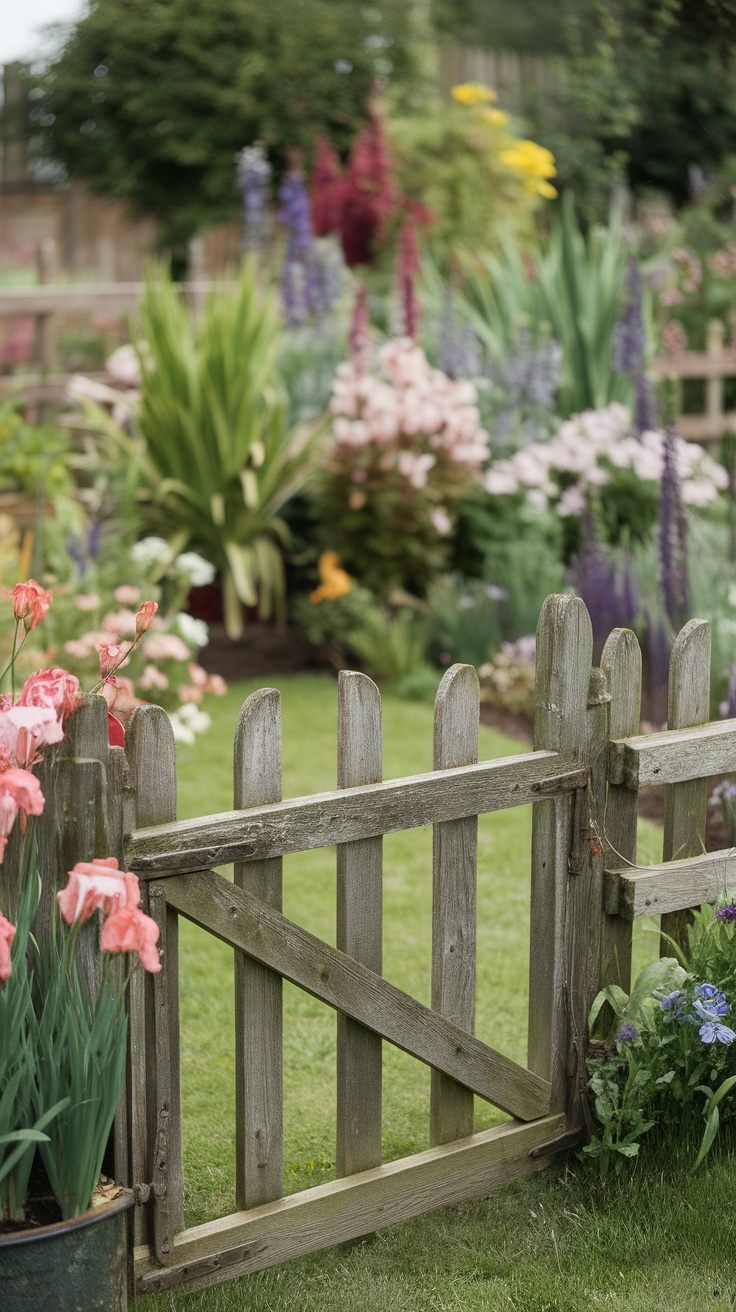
608 716 736 789
124 705 177 1249
161 868 551 1121
148 887 184 1258
431 664 479 1145
336 672 383 1177
126 751 584 874
233 689 284 1209
661 619 711 954
606 848 736 919
600 628 642 991
529 595 593 1112
134 1112 567 1295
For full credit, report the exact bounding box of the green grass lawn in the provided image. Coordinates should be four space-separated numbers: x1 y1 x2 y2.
144 673 736 1312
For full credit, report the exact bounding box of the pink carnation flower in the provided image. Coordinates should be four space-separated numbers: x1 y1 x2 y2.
57 857 140 924
0 913 16 982
0 706 64 769
18 668 81 722
101 905 161 972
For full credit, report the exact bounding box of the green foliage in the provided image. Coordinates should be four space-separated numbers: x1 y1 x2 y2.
387 91 553 263
0 404 75 502
346 605 430 685
133 261 317 637
425 574 504 669
585 910 736 1178
29 0 425 247
456 195 630 417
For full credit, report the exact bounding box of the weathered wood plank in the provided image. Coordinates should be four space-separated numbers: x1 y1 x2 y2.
148 887 184 1261
161 868 551 1121
529 595 593 1113
336 672 383 1176
124 705 178 1249
608 716 736 789
661 619 711 954
233 689 284 1209
126 753 587 874
600 628 642 991
134 1112 568 1294
431 664 479 1145
605 849 736 920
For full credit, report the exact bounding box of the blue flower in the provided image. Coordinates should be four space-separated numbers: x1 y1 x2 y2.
699 1020 736 1045
615 1022 638 1043
694 986 728 1017
657 989 685 1014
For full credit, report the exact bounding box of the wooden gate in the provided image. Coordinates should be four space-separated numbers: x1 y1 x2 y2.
117 594 736 1297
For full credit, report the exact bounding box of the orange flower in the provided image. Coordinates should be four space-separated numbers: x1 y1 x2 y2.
11 579 52 631
309 551 354 603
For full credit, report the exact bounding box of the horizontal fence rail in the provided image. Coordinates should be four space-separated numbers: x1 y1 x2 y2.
605 849 736 920
608 717 736 789
127 752 588 874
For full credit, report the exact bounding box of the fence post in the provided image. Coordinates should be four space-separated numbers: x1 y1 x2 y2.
706 319 725 443
430 663 479 1145
528 596 593 1117
336 671 383 1175
661 618 711 955
33 237 56 371
600 627 643 992
124 705 178 1249
233 688 284 1208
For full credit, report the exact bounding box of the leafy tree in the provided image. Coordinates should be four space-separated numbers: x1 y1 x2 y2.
432 0 736 218
28 0 424 247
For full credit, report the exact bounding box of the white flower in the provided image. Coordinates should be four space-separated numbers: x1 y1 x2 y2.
176 613 209 649
174 552 217 587
168 712 196 745
178 703 212 734
106 343 142 387
130 536 172 570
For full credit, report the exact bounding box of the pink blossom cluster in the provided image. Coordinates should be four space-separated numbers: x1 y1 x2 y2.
708 243 736 278
60 594 226 729
484 402 729 516
329 337 489 475
0 857 161 981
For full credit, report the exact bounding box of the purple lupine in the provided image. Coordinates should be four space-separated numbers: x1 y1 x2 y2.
658 427 689 629
437 288 482 381
571 503 638 648
279 169 338 325
236 143 272 251
614 260 656 438
726 663 736 719
645 615 671 720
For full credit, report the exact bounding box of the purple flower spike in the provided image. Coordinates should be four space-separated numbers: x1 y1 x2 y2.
715 902 736 923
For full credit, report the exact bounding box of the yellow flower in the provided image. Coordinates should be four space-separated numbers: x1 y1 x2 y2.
480 108 510 128
451 83 497 106
309 551 354 603
499 139 556 181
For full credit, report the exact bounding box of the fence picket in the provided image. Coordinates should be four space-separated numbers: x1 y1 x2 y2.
125 705 178 1247
529 596 593 1112
336 671 383 1176
430 664 479 1145
233 689 284 1208
600 628 643 990
661 618 711 954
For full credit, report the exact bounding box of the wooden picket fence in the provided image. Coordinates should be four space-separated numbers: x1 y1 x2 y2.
650 319 736 445
31 595 736 1297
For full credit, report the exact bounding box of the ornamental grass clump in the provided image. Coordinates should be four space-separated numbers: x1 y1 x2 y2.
586 899 736 1178
0 579 162 1224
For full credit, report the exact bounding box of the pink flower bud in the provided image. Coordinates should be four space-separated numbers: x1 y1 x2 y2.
135 600 158 637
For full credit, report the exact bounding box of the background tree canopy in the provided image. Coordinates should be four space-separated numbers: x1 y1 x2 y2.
29 0 425 247
433 0 736 218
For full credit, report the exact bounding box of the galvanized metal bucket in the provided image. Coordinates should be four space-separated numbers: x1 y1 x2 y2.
0 1188 134 1312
